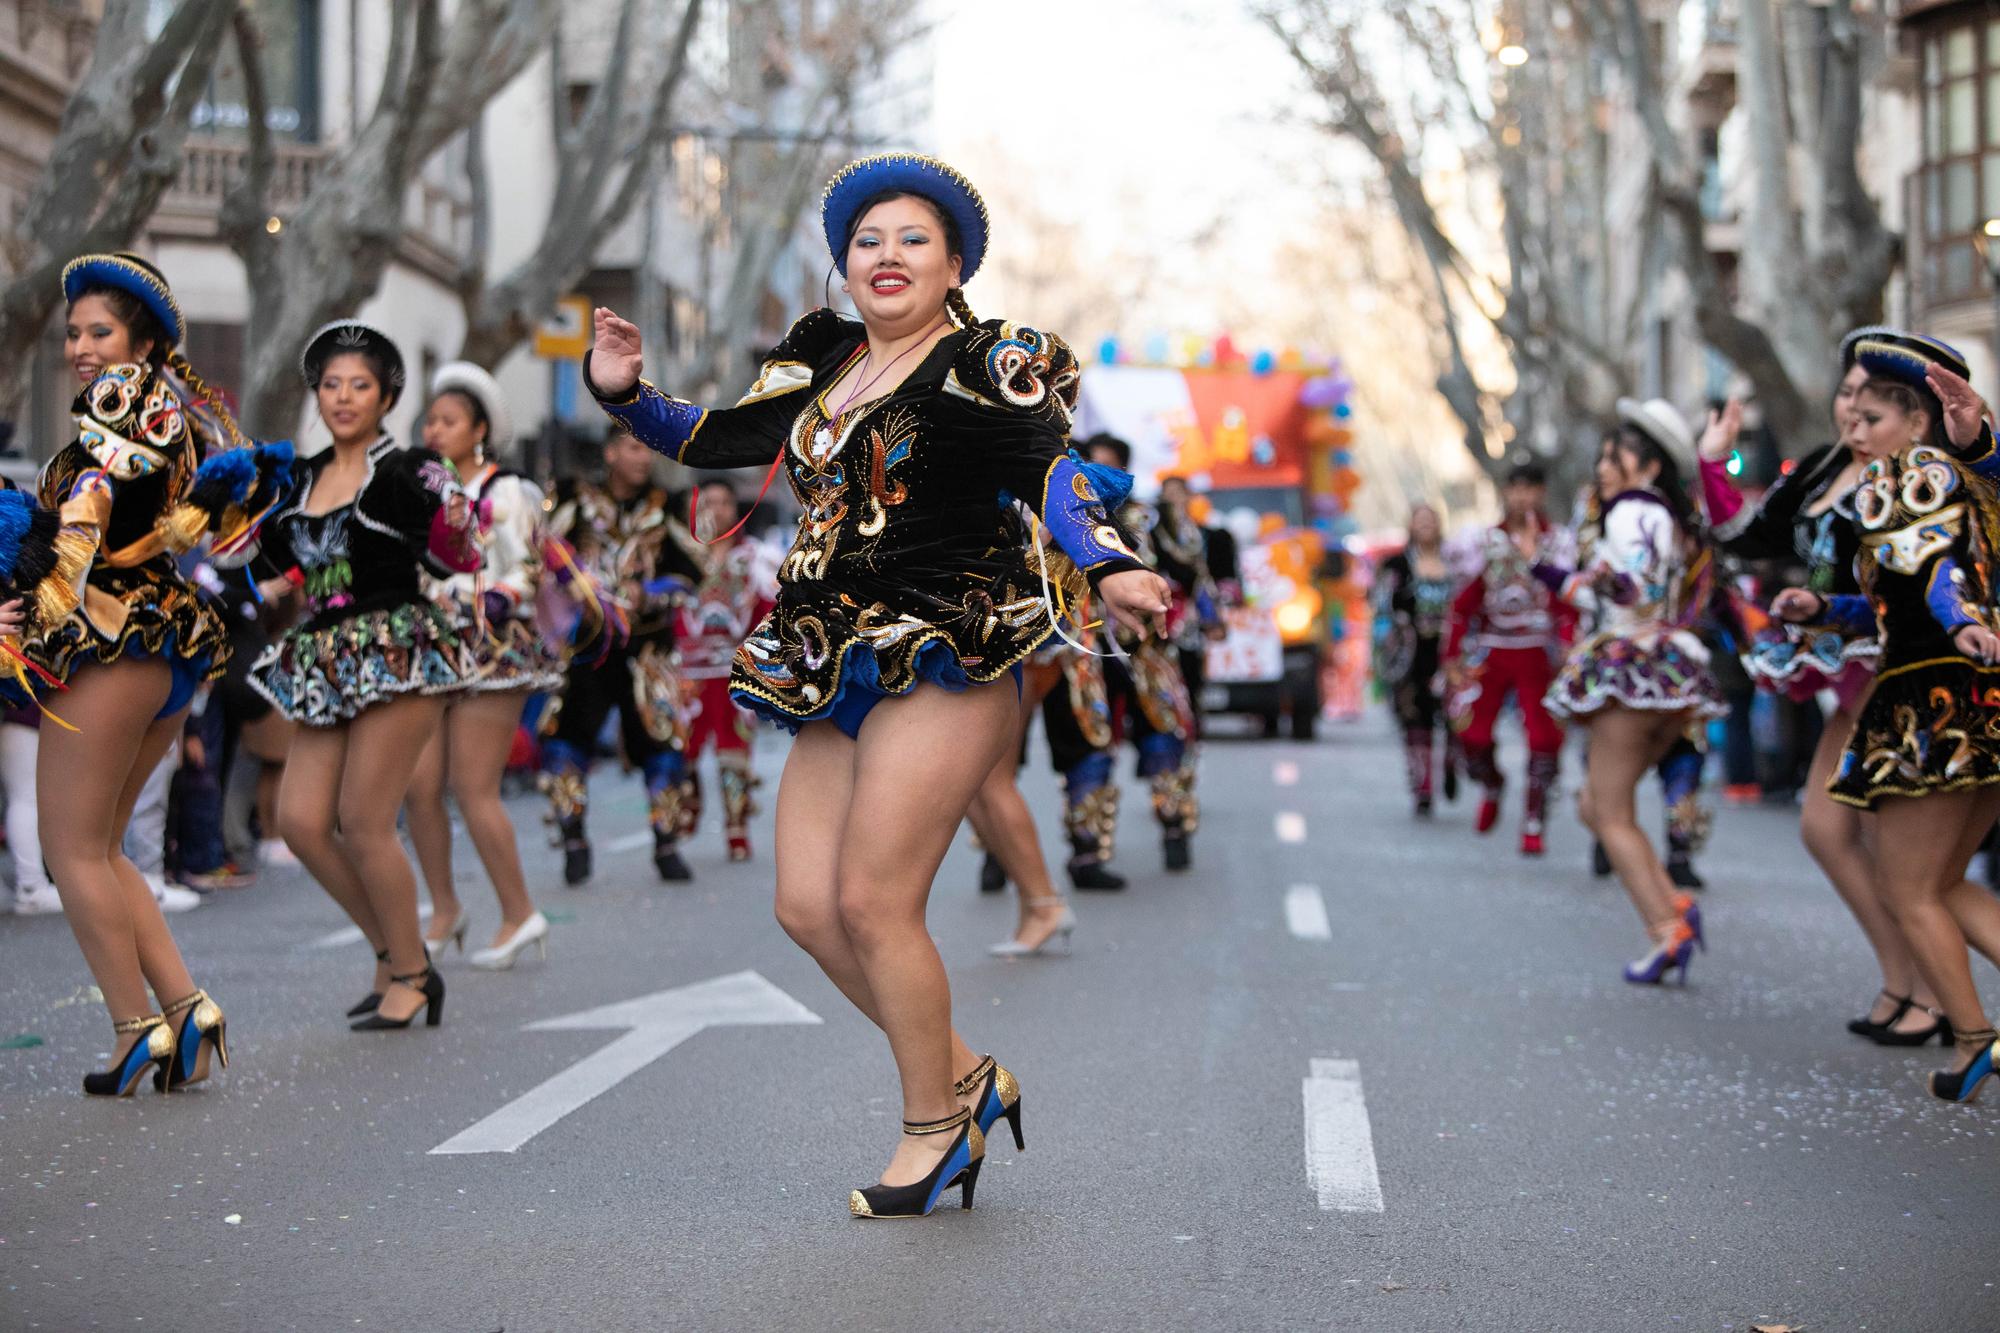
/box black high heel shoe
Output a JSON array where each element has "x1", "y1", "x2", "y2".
[
  {"x1": 82, "y1": 1014, "x2": 175, "y2": 1097},
  {"x1": 1873, "y1": 1004, "x2": 1954, "y2": 1048},
  {"x1": 1927, "y1": 1028, "x2": 1999, "y2": 1103},
  {"x1": 347, "y1": 949, "x2": 390, "y2": 1018},
  {"x1": 848, "y1": 1107, "x2": 984, "y2": 1219},
  {"x1": 155, "y1": 989, "x2": 229, "y2": 1091},
  {"x1": 955, "y1": 1054, "x2": 1024, "y2": 1151},
  {"x1": 349, "y1": 967, "x2": 444, "y2": 1031},
  {"x1": 1847, "y1": 990, "x2": 1910, "y2": 1039}
]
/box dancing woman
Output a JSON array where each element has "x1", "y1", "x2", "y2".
[
  {"x1": 585, "y1": 153, "x2": 1169, "y2": 1216},
  {"x1": 1775, "y1": 336, "x2": 2000, "y2": 1101},
  {"x1": 1698, "y1": 328, "x2": 1944, "y2": 1043},
  {"x1": 1547, "y1": 400, "x2": 1725, "y2": 983},
  {"x1": 403, "y1": 363, "x2": 559, "y2": 970},
  {"x1": 21, "y1": 254, "x2": 278, "y2": 1093},
  {"x1": 246, "y1": 322, "x2": 480, "y2": 1031},
  {"x1": 1374, "y1": 503, "x2": 1455, "y2": 815}
]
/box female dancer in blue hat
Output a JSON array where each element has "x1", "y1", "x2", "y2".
[
  {"x1": 1697, "y1": 331, "x2": 1948, "y2": 1045},
  {"x1": 586, "y1": 153, "x2": 1170, "y2": 1217},
  {"x1": 1774, "y1": 335, "x2": 2000, "y2": 1102},
  {"x1": 15, "y1": 254, "x2": 286, "y2": 1094}
]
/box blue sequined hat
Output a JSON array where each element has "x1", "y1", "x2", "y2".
[
  {"x1": 300, "y1": 319, "x2": 407, "y2": 406},
  {"x1": 1853, "y1": 332, "x2": 1971, "y2": 388},
  {"x1": 1837, "y1": 324, "x2": 1897, "y2": 371},
  {"x1": 61, "y1": 252, "x2": 185, "y2": 348},
  {"x1": 821, "y1": 153, "x2": 989, "y2": 282}
]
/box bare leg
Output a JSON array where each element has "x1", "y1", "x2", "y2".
[
  {"x1": 338, "y1": 695, "x2": 448, "y2": 1022},
  {"x1": 839, "y1": 680, "x2": 1020, "y2": 1187},
  {"x1": 1580, "y1": 709, "x2": 1687, "y2": 944},
  {"x1": 1874, "y1": 788, "x2": 1996, "y2": 1067},
  {"x1": 772, "y1": 724, "x2": 980, "y2": 1081},
  {"x1": 445, "y1": 689, "x2": 540, "y2": 941},
  {"x1": 402, "y1": 727, "x2": 461, "y2": 946},
  {"x1": 965, "y1": 749, "x2": 1069, "y2": 948},
  {"x1": 278, "y1": 724, "x2": 388, "y2": 996},
  {"x1": 1801, "y1": 710, "x2": 1931, "y2": 1023},
  {"x1": 38, "y1": 661, "x2": 194, "y2": 1056}
]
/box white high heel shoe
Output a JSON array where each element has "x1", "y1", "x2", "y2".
[
  {"x1": 989, "y1": 897, "x2": 1076, "y2": 958},
  {"x1": 425, "y1": 906, "x2": 470, "y2": 955},
  {"x1": 469, "y1": 911, "x2": 550, "y2": 970}
]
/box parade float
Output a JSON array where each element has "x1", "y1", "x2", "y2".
[{"x1": 1075, "y1": 334, "x2": 1367, "y2": 739}]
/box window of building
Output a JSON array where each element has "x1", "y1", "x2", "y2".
[
  {"x1": 1917, "y1": 15, "x2": 2000, "y2": 303},
  {"x1": 159, "y1": 0, "x2": 321, "y2": 143}
]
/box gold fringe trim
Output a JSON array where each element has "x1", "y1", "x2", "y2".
[
  {"x1": 156, "y1": 503, "x2": 210, "y2": 554},
  {"x1": 34, "y1": 526, "x2": 98, "y2": 624}
]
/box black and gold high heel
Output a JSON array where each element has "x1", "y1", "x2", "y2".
[
  {"x1": 1928, "y1": 1027, "x2": 1999, "y2": 1103},
  {"x1": 955, "y1": 1054, "x2": 1024, "y2": 1151},
  {"x1": 82, "y1": 1014, "x2": 175, "y2": 1097},
  {"x1": 848, "y1": 1106, "x2": 984, "y2": 1219},
  {"x1": 349, "y1": 966, "x2": 444, "y2": 1031},
  {"x1": 346, "y1": 949, "x2": 390, "y2": 1018},
  {"x1": 155, "y1": 989, "x2": 228, "y2": 1092}
]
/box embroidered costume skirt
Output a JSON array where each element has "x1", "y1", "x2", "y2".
[
  {"x1": 438, "y1": 607, "x2": 563, "y2": 695},
  {"x1": 1545, "y1": 628, "x2": 1727, "y2": 723},
  {"x1": 1743, "y1": 623, "x2": 1878, "y2": 708},
  {"x1": 25, "y1": 567, "x2": 227, "y2": 717},
  {"x1": 1828, "y1": 655, "x2": 2000, "y2": 809},
  {"x1": 249, "y1": 600, "x2": 473, "y2": 727}
]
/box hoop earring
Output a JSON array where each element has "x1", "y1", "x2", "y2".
[{"x1": 822, "y1": 262, "x2": 839, "y2": 309}]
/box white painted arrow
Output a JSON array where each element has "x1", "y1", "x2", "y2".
[{"x1": 430, "y1": 970, "x2": 822, "y2": 1155}]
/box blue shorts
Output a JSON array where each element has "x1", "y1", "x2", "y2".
[{"x1": 824, "y1": 663, "x2": 1023, "y2": 740}]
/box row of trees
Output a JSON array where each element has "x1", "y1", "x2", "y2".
[
  {"x1": 0, "y1": 0, "x2": 916, "y2": 438},
  {"x1": 1258, "y1": 0, "x2": 1898, "y2": 482}
]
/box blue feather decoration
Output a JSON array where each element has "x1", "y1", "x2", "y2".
[
  {"x1": 1074, "y1": 454, "x2": 1135, "y2": 510},
  {"x1": 190, "y1": 445, "x2": 260, "y2": 505},
  {"x1": 0, "y1": 490, "x2": 30, "y2": 576}
]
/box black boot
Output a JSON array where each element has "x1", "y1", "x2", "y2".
[
  {"x1": 561, "y1": 819, "x2": 592, "y2": 887},
  {"x1": 1163, "y1": 833, "x2": 1192, "y2": 872},
  {"x1": 654, "y1": 833, "x2": 693, "y2": 883},
  {"x1": 1667, "y1": 855, "x2": 1706, "y2": 891},
  {"x1": 978, "y1": 851, "x2": 1007, "y2": 894},
  {"x1": 1068, "y1": 860, "x2": 1127, "y2": 891},
  {"x1": 1590, "y1": 840, "x2": 1611, "y2": 878}
]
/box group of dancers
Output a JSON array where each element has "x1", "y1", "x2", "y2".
[
  {"x1": 7, "y1": 151, "x2": 1195, "y2": 1221},
  {"x1": 1377, "y1": 326, "x2": 2000, "y2": 1104}
]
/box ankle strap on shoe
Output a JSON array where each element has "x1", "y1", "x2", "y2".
[
  {"x1": 388, "y1": 968, "x2": 434, "y2": 988},
  {"x1": 1952, "y1": 1026, "x2": 1998, "y2": 1049},
  {"x1": 160, "y1": 989, "x2": 208, "y2": 1019},
  {"x1": 111, "y1": 1013, "x2": 163, "y2": 1034},
  {"x1": 953, "y1": 1056, "x2": 996, "y2": 1100},
  {"x1": 901, "y1": 1106, "x2": 971, "y2": 1136}
]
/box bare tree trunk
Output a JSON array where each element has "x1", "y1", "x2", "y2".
[
  {"x1": 0, "y1": 0, "x2": 236, "y2": 415},
  {"x1": 225, "y1": 0, "x2": 558, "y2": 435}
]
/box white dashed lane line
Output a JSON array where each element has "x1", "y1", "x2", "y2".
[
  {"x1": 1303, "y1": 1058, "x2": 1385, "y2": 1212},
  {"x1": 1285, "y1": 884, "x2": 1332, "y2": 940}
]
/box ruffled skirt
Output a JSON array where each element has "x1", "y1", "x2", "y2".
[
  {"x1": 22, "y1": 570, "x2": 227, "y2": 716},
  {"x1": 250, "y1": 600, "x2": 473, "y2": 728},
  {"x1": 1743, "y1": 623, "x2": 1878, "y2": 706},
  {"x1": 440, "y1": 608, "x2": 563, "y2": 694},
  {"x1": 1545, "y1": 629, "x2": 1727, "y2": 722},
  {"x1": 1828, "y1": 655, "x2": 2000, "y2": 809}
]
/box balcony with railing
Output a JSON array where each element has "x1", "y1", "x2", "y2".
[
  {"x1": 155, "y1": 136, "x2": 474, "y2": 283},
  {"x1": 1686, "y1": 0, "x2": 1738, "y2": 110}
]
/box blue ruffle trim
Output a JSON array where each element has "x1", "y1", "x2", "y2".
[{"x1": 732, "y1": 638, "x2": 980, "y2": 737}]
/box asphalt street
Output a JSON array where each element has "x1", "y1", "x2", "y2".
[{"x1": 2, "y1": 718, "x2": 1997, "y2": 1332}]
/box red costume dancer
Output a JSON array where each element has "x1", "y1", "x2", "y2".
[
  {"x1": 676, "y1": 478, "x2": 778, "y2": 861},
  {"x1": 1445, "y1": 462, "x2": 1572, "y2": 855}
]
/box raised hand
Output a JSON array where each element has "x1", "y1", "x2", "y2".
[
  {"x1": 1925, "y1": 363, "x2": 1989, "y2": 448},
  {"x1": 1096, "y1": 568, "x2": 1174, "y2": 638},
  {"x1": 1956, "y1": 623, "x2": 2000, "y2": 665},
  {"x1": 0, "y1": 597, "x2": 21, "y2": 637},
  {"x1": 1697, "y1": 398, "x2": 1744, "y2": 463},
  {"x1": 591, "y1": 307, "x2": 644, "y2": 397}
]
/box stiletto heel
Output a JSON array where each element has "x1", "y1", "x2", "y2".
[
  {"x1": 155, "y1": 990, "x2": 228, "y2": 1091},
  {"x1": 82, "y1": 1015, "x2": 174, "y2": 1097},
  {"x1": 989, "y1": 897, "x2": 1076, "y2": 957},
  {"x1": 1927, "y1": 1028, "x2": 1999, "y2": 1103},
  {"x1": 954, "y1": 1054, "x2": 1024, "y2": 1150},
  {"x1": 1624, "y1": 923, "x2": 1697, "y2": 986},
  {"x1": 849, "y1": 1106, "x2": 983, "y2": 1219},
  {"x1": 427, "y1": 908, "x2": 469, "y2": 955},
  {"x1": 468, "y1": 911, "x2": 549, "y2": 971},
  {"x1": 347, "y1": 949, "x2": 390, "y2": 1018},
  {"x1": 349, "y1": 967, "x2": 444, "y2": 1031},
  {"x1": 958, "y1": 1155, "x2": 983, "y2": 1210}
]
